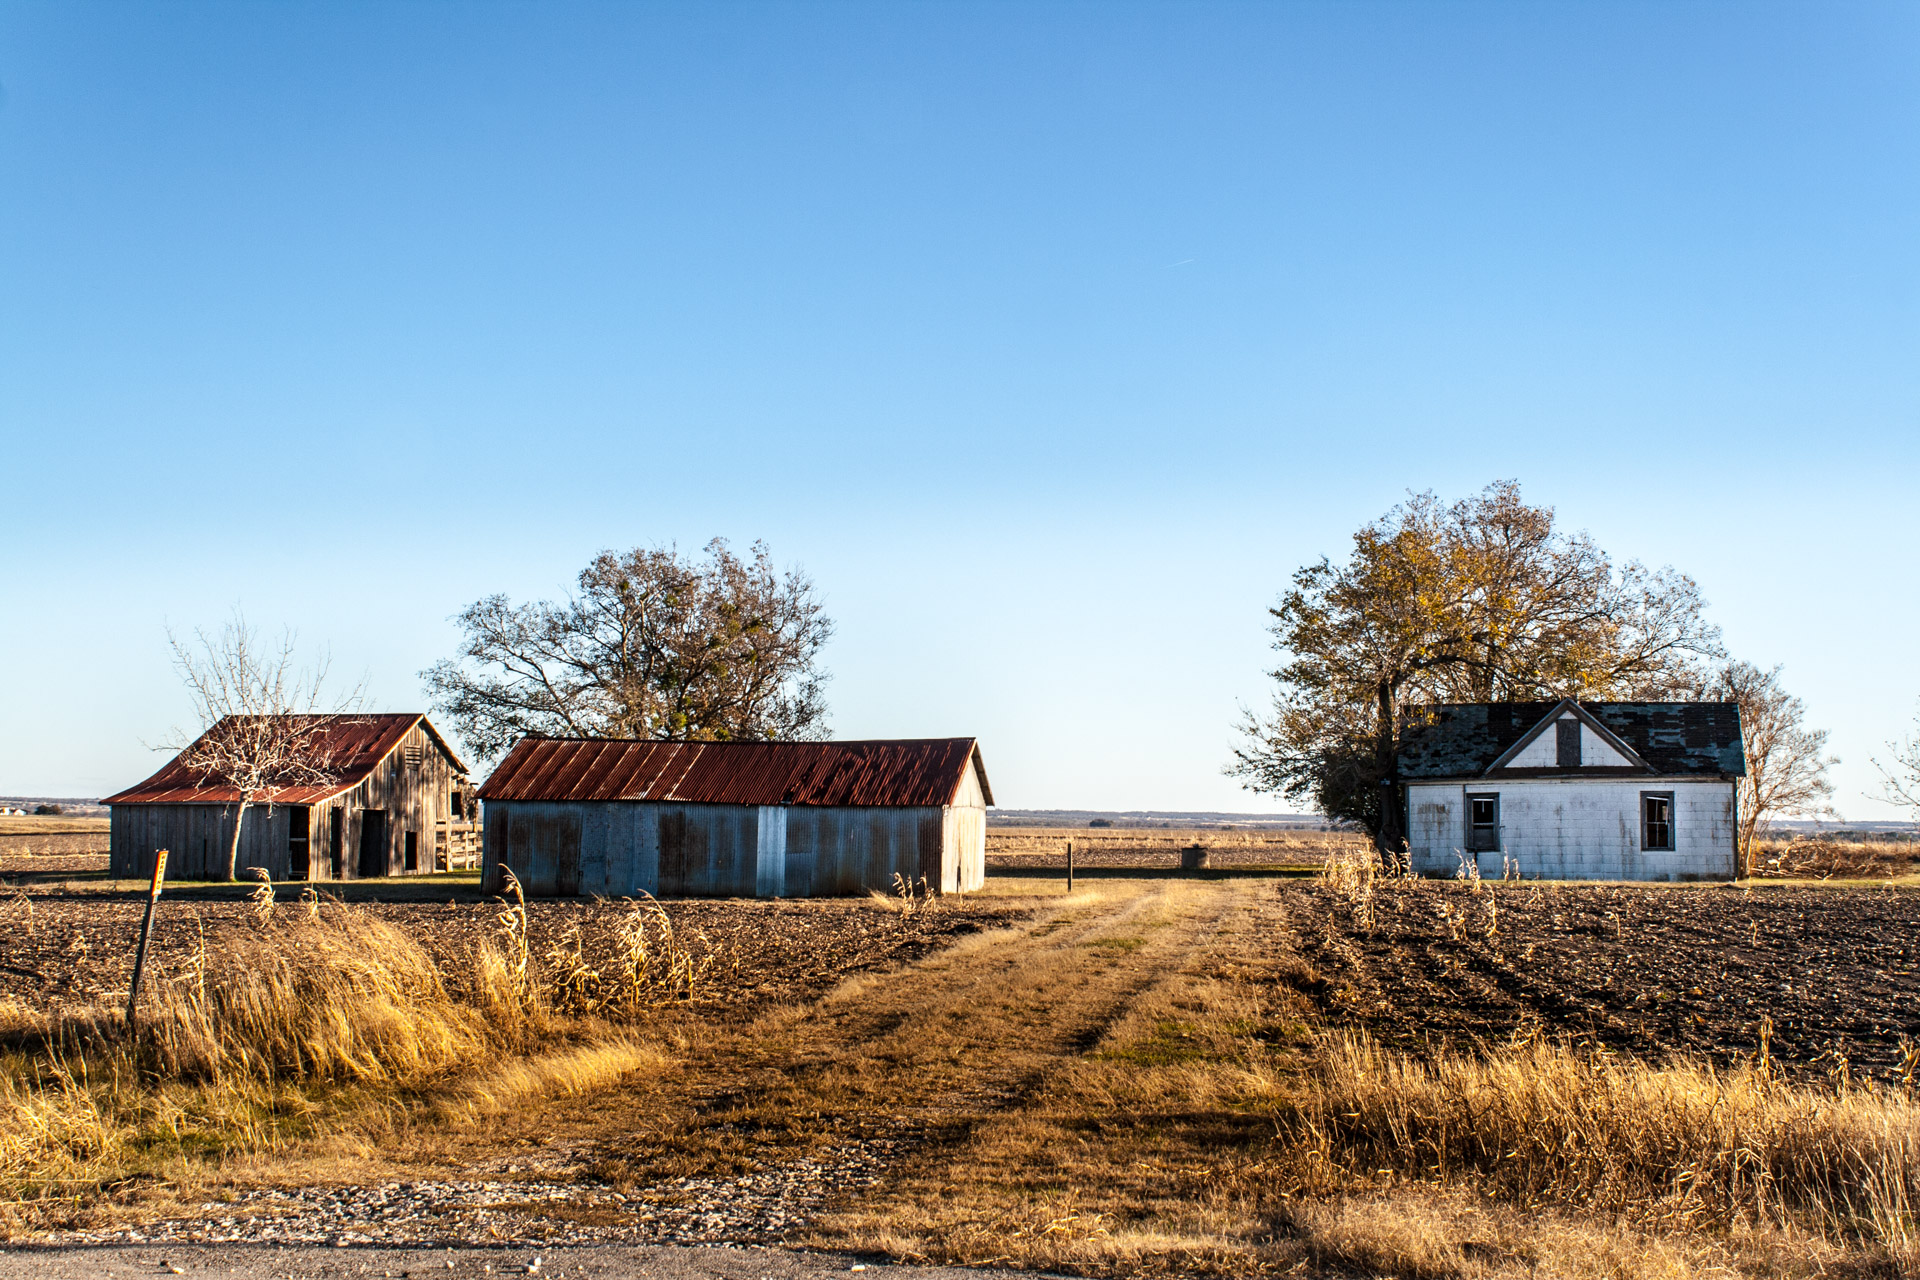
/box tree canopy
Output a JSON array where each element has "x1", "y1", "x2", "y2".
[
  {"x1": 1229, "y1": 482, "x2": 1724, "y2": 844},
  {"x1": 423, "y1": 539, "x2": 832, "y2": 763}
]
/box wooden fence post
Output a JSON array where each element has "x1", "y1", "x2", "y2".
[
  {"x1": 126, "y1": 848, "x2": 168, "y2": 1035},
  {"x1": 1066, "y1": 840, "x2": 1074, "y2": 894}
]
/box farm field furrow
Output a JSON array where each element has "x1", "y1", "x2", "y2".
[{"x1": 1290, "y1": 878, "x2": 1920, "y2": 1080}]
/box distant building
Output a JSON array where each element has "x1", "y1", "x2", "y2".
[
  {"x1": 477, "y1": 737, "x2": 993, "y2": 897},
  {"x1": 104, "y1": 714, "x2": 474, "y2": 881},
  {"x1": 1397, "y1": 700, "x2": 1746, "y2": 881}
]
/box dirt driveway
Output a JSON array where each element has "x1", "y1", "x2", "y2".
[{"x1": 45, "y1": 877, "x2": 1266, "y2": 1256}]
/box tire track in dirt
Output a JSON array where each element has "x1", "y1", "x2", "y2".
[
  {"x1": 577, "y1": 878, "x2": 1242, "y2": 1182},
  {"x1": 88, "y1": 880, "x2": 1248, "y2": 1247}
]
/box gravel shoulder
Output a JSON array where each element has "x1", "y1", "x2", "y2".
[{"x1": 0, "y1": 1241, "x2": 1020, "y2": 1278}]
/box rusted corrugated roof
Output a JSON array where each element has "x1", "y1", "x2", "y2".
[
  {"x1": 103, "y1": 714, "x2": 467, "y2": 806},
  {"x1": 477, "y1": 738, "x2": 994, "y2": 808}
]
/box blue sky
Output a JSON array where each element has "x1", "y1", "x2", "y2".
[{"x1": 2, "y1": 2, "x2": 1916, "y2": 816}]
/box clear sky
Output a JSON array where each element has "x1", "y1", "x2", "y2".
[{"x1": 2, "y1": 3, "x2": 1916, "y2": 817}]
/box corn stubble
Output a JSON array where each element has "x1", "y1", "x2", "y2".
[{"x1": 0, "y1": 873, "x2": 702, "y2": 1230}]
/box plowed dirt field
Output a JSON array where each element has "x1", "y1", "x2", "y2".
[{"x1": 1287, "y1": 878, "x2": 1920, "y2": 1082}]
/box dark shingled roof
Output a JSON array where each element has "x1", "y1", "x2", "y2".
[
  {"x1": 477, "y1": 738, "x2": 993, "y2": 808},
  {"x1": 1397, "y1": 702, "x2": 1745, "y2": 779}
]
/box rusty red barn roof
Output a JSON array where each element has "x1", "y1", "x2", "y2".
[
  {"x1": 102, "y1": 714, "x2": 466, "y2": 806},
  {"x1": 477, "y1": 738, "x2": 993, "y2": 808}
]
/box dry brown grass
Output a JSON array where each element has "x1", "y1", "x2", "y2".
[
  {"x1": 1291, "y1": 1033, "x2": 1919, "y2": 1249},
  {"x1": 1751, "y1": 837, "x2": 1918, "y2": 880},
  {"x1": 811, "y1": 879, "x2": 1920, "y2": 1278},
  {"x1": 0, "y1": 816, "x2": 108, "y2": 838},
  {"x1": 0, "y1": 885, "x2": 689, "y2": 1232}
]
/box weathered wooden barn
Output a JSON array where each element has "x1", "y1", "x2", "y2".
[
  {"x1": 1398, "y1": 700, "x2": 1746, "y2": 881},
  {"x1": 477, "y1": 737, "x2": 993, "y2": 898},
  {"x1": 105, "y1": 714, "x2": 475, "y2": 881}
]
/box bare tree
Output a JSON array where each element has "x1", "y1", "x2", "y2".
[
  {"x1": 1230, "y1": 482, "x2": 1724, "y2": 852},
  {"x1": 164, "y1": 616, "x2": 364, "y2": 881},
  {"x1": 1875, "y1": 702, "x2": 1920, "y2": 819},
  {"x1": 423, "y1": 539, "x2": 833, "y2": 764},
  {"x1": 1698, "y1": 661, "x2": 1836, "y2": 874}
]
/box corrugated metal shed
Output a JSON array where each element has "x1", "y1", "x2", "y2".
[
  {"x1": 478, "y1": 737, "x2": 993, "y2": 808},
  {"x1": 102, "y1": 714, "x2": 468, "y2": 805},
  {"x1": 1398, "y1": 701, "x2": 1745, "y2": 779}
]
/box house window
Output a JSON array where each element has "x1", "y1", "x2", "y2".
[
  {"x1": 1467, "y1": 794, "x2": 1500, "y2": 852},
  {"x1": 404, "y1": 830, "x2": 418, "y2": 872},
  {"x1": 1556, "y1": 719, "x2": 1582, "y2": 768},
  {"x1": 1642, "y1": 792, "x2": 1674, "y2": 851}
]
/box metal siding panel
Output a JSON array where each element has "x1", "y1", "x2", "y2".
[
  {"x1": 941, "y1": 808, "x2": 960, "y2": 893},
  {"x1": 506, "y1": 806, "x2": 545, "y2": 895},
  {"x1": 553, "y1": 807, "x2": 583, "y2": 895},
  {"x1": 657, "y1": 806, "x2": 698, "y2": 896},
  {"x1": 783, "y1": 809, "x2": 815, "y2": 897},
  {"x1": 962, "y1": 805, "x2": 986, "y2": 890},
  {"x1": 708, "y1": 806, "x2": 756, "y2": 896},
  {"x1": 581, "y1": 803, "x2": 611, "y2": 895},
  {"x1": 755, "y1": 806, "x2": 786, "y2": 897},
  {"x1": 630, "y1": 803, "x2": 659, "y2": 896},
  {"x1": 916, "y1": 809, "x2": 942, "y2": 889},
  {"x1": 483, "y1": 802, "x2": 507, "y2": 890}
]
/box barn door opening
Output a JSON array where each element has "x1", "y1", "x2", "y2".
[
  {"x1": 328, "y1": 807, "x2": 344, "y2": 878},
  {"x1": 288, "y1": 806, "x2": 311, "y2": 880},
  {"x1": 358, "y1": 810, "x2": 388, "y2": 879}
]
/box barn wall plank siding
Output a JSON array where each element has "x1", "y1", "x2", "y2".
[
  {"x1": 479, "y1": 738, "x2": 992, "y2": 899},
  {"x1": 105, "y1": 714, "x2": 470, "y2": 882}
]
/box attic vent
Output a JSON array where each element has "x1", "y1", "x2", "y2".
[
  {"x1": 404, "y1": 745, "x2": 424, "y2": 769},
  {"x1": 1556, "y1": 719, "x2": 1581, "y2": 769}
]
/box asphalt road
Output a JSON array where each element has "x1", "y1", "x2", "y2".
[{"x1": 0, "y1": 1243, "x2": 1026, "y2": 1279}]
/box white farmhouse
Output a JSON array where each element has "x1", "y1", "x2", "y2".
[{"x1": 1397, "y1": 699, "x2": 1745, "y2": 882}]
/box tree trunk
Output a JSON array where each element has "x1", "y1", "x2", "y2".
[
  {"x1": 1375, "y1": 676, "x2": 1400, "y2": 861},
  {"x1": 224, "y1": 799, "x2": 250, "y2": 882},
  {"x1": 1738, "y1": 780, "x2": 1760, "y2": 879}
]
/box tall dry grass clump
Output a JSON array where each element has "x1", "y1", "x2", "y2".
[
  {"x1": 136, "y1": 911, "x2": 492, "y2": 1085},
  {"x1": 1284, "y1": 1031, "x2": 1920, "y2": 1255},
  {"x1": 0, "y1": 903, "x2": 509, "y2": 1213},
  {"x1": 478, "y1": 873, "x2": 713, "y2": 1028},
  {"x1": 0, "y1": 886, "x2": 693, "y2": 1224},
  {"x1": 1320, "y1": 841, "x2": 1383, "y2": 931}
]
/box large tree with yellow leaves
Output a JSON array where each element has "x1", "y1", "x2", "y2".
[{"x1": 1230, "y1": 482, "x2": 1723, "y2": 851}]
